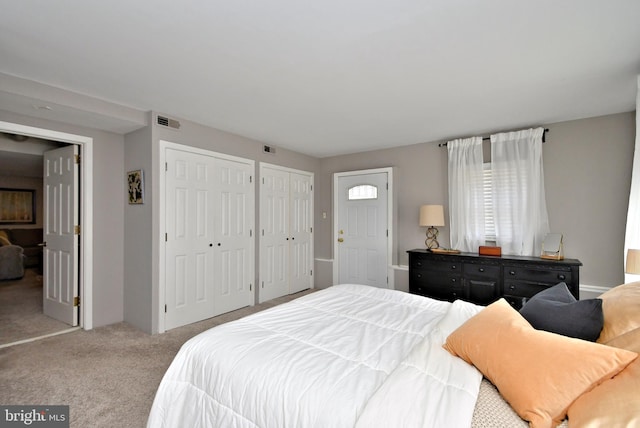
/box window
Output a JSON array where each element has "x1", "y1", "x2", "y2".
[
  {"x1": 483, "y1": 163, "x2": 496, "y2": 241},
  {"x1": 348, "y1": 184, "x2": 377, "y2": 200}
]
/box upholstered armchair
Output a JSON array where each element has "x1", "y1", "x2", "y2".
[{"x1": 0, "y1": 245, "x2": 25, "y2": 280}]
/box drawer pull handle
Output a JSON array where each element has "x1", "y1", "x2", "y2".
[
  {"x1": 509, "y1": 271, "x2": 516, "y2": 276},
  {"x1": 451, "y1": 278, "x2": 457, "y2": 283},
  {"x1": 417, "y1": 273, "x2": 422, "y2": 278},
  {"x1": 451, "y1": 265, "x2": 457, "y2": 270},
  {"x1": 509, "y1": 285, "x2": 516, "y2": 290},
  {"x1": 478, "y1": 268, "x2": 485, "y2": 272},
  {"x1": 558, "y1": 274, "x2": 566, "y2": 280},
  {"x1": 416, "y1": 262, "x2": 422, "y2": 267}
]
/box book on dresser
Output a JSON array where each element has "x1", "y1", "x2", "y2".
[{"x1": 407, "y1": 249, "x2": 582, "y2": 309}]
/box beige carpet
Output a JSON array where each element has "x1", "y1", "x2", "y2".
[
  {"x1": 0, "y1": 289, "x2": 315, "y2": 428},
  {"x1": 0, "y1": 268, "x2": 70, "y2": 345}
]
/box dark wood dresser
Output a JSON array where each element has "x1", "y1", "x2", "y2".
[{"x1": 407, "y1": 249, "x2": 582, "y2": 309}]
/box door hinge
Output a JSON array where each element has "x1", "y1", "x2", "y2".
[
  {"x1": 387, "y1": 276, "x2": 389, "y2": 284},
  {"x1": 75, "y1": 154, "x2": 81, "y2": 164},
  {"x1": 310, "y1": 227, "x2": 313, "y2": 233},
  {"x1": 386, "y1": 229, "x2": 388, "y2": 237},
  {"x1": 73, "y1": 296, "x2": 80, "y2": 307},
  {"x1": 165, "y1": 162, "x2": 168, "y2": 172},
  {"x1": 386, "y1": 182, "x2": 388, "y2": 190},
  {"x1": 311, "y1": 184, "x2": 313, "y2": 191},
  {"x1": 262, "y1": 281, "x2": 264, "y2": 288},
  {"x1": 250, "y1": 283, "x2": 252, "y2": 291},
  {"x1": 74, "y1": 225, "x2": 81, "y2": 235},
  {"x1": 165, "y1": 233, "x2": 168, "y2": 242},
  {"x1": 262, "y1": 177, "x2": 265, "y2": 184},
  {"x1": 262, "y1": 229, "x2": 265, "y2": 236},
  {"x1": 165, "y1": 304, "x2": 167, "y2": 313},
  {"x1": 310, "y1": 269, "x2": 313, "y2": 276},
  {"x1": 250, "y1": 229, "x2": 252, "y2": 237},
  {"x1": 250, "y1": 176, "x2": 252, "y2": 183}
]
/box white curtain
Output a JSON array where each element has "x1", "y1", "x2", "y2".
[
  {"x1": 448, "y1": 136, "x2": 484, "y2": 252},
  {"x1": 491, "y1": 127, "x2": 549, "y2": 256},
  {"x1": 624, "y1": 75, "x2": 640, "y2": 280}
]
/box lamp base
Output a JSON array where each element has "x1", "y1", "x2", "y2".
[{"x1": 425, "y1": 227, "x2": 439, "y2": 249}]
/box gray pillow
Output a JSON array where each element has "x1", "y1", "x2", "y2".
[{"x1": 519, "y1": 282, "x2": 603, "y2": 341}]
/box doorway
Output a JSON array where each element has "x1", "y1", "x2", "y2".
[
  {"x1": 0, "y1": 120, "x2": 93, "y2": 346},
  {"x1": 333, "y1": 167, "x2": 394, "y2": 288}
]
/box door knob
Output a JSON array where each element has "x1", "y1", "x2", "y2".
[{"x1": 337, "y1": 237, "x2": 344, "y2": 243}]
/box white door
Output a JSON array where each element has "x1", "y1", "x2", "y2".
[
  {"x1": 165, "y1": 148, "x2": 216, "y2": 330},
  {"x1": 259, "y1": 167, "x2": 290, "y2": 302},
  {"x1": 289, "y1": 172, "x2": 313, "y2": 293},
  {"x1": 43, "y1": 145, "x2": 79, "y2": 325},
  {"x1": 335, "y1": 172, "x2": 388, "y2": 287},
  {"x1": 212, "y1": 157, "x2": 254, "y2": 316}
]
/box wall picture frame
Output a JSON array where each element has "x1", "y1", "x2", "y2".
[
  {"x1": 0, "y1": 188, "x2": 36, "y2": 224},
  {"x1": 127, "y1": 170, "x2": 144, "y2": 204}
]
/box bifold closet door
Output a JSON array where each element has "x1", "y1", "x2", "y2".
[
  {"x1": 165, "y1": 148, "x2": 217, "y2": 330},
  {"x1": 259, "y1": 168, "x2": 290, "y2": 302},
  {"x1": 212, "y1": 157, "x2": 254, "y2": 316},
  {"x1": 165, "y1": 147, "x2": 254, "y2": 330},
  {"x1": 259, "y1": 165, "x2": 313, "y2": 303},
  {"x1": 289, "y1": 172, "x2": 313, "y2": 294}
]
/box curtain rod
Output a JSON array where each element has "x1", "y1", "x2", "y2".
[{"x1": 437, "y1": 128, "x2": 549, "y2": 147}]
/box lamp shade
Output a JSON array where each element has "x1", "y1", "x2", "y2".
[
  {"x1": 419, "y1": 205, "x2": 445, "y2": 227},
  {"x1": 626, "y1": 249, "x2": 640, "y2": 274}
]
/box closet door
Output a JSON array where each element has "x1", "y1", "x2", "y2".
[
  {"x1": 259, "y1": 167, "x2": 290, "y2": 302},
  {"x1": 163, "y1": 143, "x2": 255, "y2": 331},
  {"x1": 212, "y1": 157, "x2": 254, "y2": 316},
  {"x1": 289, "y1": 172, "x2": 313, "y2": 293},
  {"x1": 259, "y1": 164, "x2": 313, "y2": 303},
  {"x1": 165, "y1": 148, "x2": 216, "y2": 330}
]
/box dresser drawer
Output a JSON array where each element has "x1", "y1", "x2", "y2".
[
  {"x1": 464, "y1": 263, "x2": 500, "y2": 280},
  {"x1": 410, "y1": 254, "x2": 461, "y2": 273},
  {"x1": 503, "y1": 265, "x2": 571, "y2": 285}
]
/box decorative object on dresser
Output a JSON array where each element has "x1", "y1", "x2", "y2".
[
  {"x1": 419, "y1": 204, "x2": 445, "y2": 249},
  {"x1": 407, "y1": 249, "x2": 582, "y2": 309},
  {"x1": 540, "y1": 233, "x2": 564, "y2": 260}
]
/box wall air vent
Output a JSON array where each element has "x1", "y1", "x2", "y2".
[
  {"x1": 156, "y1": 115, "x2": 181, "y2": 130},
  {"x1": 263, "y1": 145, "x2": 276, "y2": 155}
]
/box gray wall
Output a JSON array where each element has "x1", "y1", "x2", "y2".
[
  {"x1": 317, "y1": 111, "x2": 636, "y2": 290},
  {"x1": 0, "y1": 109, "x2": 125, "y2": 327}
]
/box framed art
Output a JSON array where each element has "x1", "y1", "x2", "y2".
[
  {"x1": 0, "y1": 188, "x2": 36, "y2": 224},
  {"x1": 127, "y1": 170, "x2": 144, "y2": 204}
]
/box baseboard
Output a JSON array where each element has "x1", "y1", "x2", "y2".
[{"x1": 579, "y1": 284, "x2": 610, "y2": 298}]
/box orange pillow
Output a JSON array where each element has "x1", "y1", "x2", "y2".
[
  {"x1": 597, "y1": 282, "x2": 640, "y2": 343},
  {"x1": 443, "y1": 299, "x2": 637, "y2": 428},
  {"x1": 0, "y1": 230, "x2": 11, "y2": 246},
  {"x1": 567, "y1": 327, "x2": 640, "y2": 427}
]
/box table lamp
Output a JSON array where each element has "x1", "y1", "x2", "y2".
[{"x1": 419, "y1": 205, "x2": 445, "y2": 249}]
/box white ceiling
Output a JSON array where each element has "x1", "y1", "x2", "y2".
[{"x1": 0, "y1": 1, "x2": 638, "y2": 158}]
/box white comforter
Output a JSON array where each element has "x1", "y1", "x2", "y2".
[{"x1": 147, "y1": 284, "x2": 484, "y2": 428}]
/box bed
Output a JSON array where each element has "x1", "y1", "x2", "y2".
[{"x1": 148, "y1": 283, "x2": 640, "y2": 428}]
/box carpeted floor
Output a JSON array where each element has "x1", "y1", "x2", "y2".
[
  {"x1": 0, "y1": 289, "x2": 315, "y2": 428},
  {"x1": 0, "y1": 268, "x2": 70, "y2": 345}
]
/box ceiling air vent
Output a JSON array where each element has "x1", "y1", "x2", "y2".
[
  {"x1": 263, "y1": 145, "x2": 276, "y2": 154},
  {"x1": 156, "y1": 115, "x2": 181, "y2": 130}
]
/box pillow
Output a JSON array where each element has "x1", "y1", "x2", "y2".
[
  {"x1": 443, "y1": 299, "x2": 637, "y2": 428},
  {"x1": 519, "y1": 282, "x2": 603, "y2": 341},
  {"x1": 567, "y1": 327, "x2": 640, "y2": 427},
  {"x1": 0, "y1": 230, "x2": 11, "y2": 246},
  {"x1": 597, "y1": 282, "x2": 640, "y2": 343}
]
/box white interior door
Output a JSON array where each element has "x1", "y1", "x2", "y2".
[
  {"x1": 43, "y1": 145, "x2": 79, "y2": 325},
  {"x1": 164, "y1": 148, "x2": 216, "y2": 330},
  {"x1": 336, "y1": 172, "x2": 388, "y2": 287},
  {"x1": 289, "y1": 172, "x2": 313, "y2": 293},
  {"x1": 212, "y1": 158, "x2": 254, "y2": 315},
  {"x1": 259, "y1": 167, "x2": 290, "y2": 302}
]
